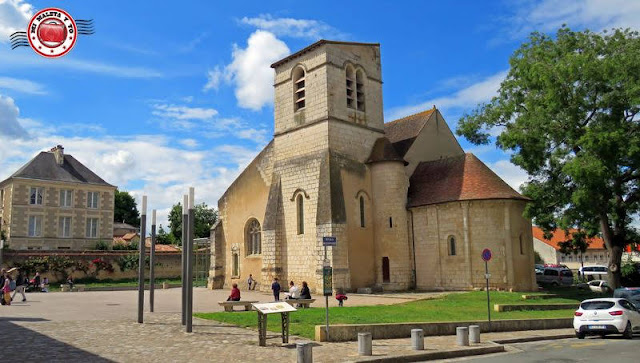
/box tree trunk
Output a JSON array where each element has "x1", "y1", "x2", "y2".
[{"x1": 608, "y1": 244, "x2": 623, "y2": 289}]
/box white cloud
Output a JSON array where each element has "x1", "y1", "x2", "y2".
[
  {"x1": 240, "y1": 14, "x2": 344, "y2": 39},
  {"x1": 0, "y1": 0, "x2": 32, "y2": 42},
  {"x1": 207, "y1": 30, "x2": 289, "y2": 110},
  {"x1": 152, "y1": 104, "x2": 218, "y2": 120},
  {"x1": 506, "y1": 0, "x2": 640, "y2": 39},
  {"x1": 179, "y1": 138, "x2": 199, "y2": 148},
  {"x1": 0, "y1": 76, "x2": 46, "y2": 95},
  {"x1": 386, "y1": 70, "x2": 508, "y2": 121},
  {"x1": 487, "y1": 159, "x2": 529, "y2": 192},
  {"x1": 0, "y1": 94, "x2": 27, "y2": 138}
]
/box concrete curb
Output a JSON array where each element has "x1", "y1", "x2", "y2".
[
  {"x1": 491, "y1": 334, "x2": 574, "y2": 344},
  {"x1": 354, "y1": 345, "x2": 505, "y2": 362}
]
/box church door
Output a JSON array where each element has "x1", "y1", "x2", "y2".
[{"x1": 382, "y1": 257, "x2": 390, "y2": 283}]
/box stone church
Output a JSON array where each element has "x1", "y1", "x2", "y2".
[{"x1": 208, "y1": 40, "x2": 537, "y2": 293}]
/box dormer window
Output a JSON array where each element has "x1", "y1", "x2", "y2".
[{"x1": 293, "y1": 66, "x2": 306, "y2": 112}]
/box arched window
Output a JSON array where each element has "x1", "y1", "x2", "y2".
[
  {"x1": 346, "y1": 66, "x2": 355, "y2": 109},
  {"x1": 359, "y1": 196, "x2": 365, "y2": 228},
  {"x1": 293, "y1": 66, "x2": 306, "y2": 111},
  {"x1": 246, "y1": 219, "x2": 261, "y2": 255},
  {"x1": 355, "y1": 69, "x2": 365, "y2": 111},
  {"x1": 448, "y1": 236, "x2": 456, "y2": 256},
  {"x1": 232, "y1": 252, "x2": 239, "y2": 277},
  {"x1": 297, "y1": 194, "x2": 304, "y2": 234}
]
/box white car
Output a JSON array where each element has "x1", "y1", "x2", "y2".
[
  {"x1": 577, "y1": 280, "x2": 612, "y2": 293},
  {"x1": 573, "y1": 298, "x2": 640, "y2": 339}
]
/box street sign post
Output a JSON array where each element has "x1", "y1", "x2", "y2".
[
  {"x1": 481, "y1": 248, "x2": 492, "y2": 329},
  {"x1": 322, "y1": 236, "x2": 336, "y2": 341}
]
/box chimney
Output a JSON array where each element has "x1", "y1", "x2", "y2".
[{"x1": 50, "y1": 145, "x2": 64, "y2": 165}]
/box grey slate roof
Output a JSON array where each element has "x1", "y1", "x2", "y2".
[{"x1": 6, "y1": 152, "x2": 114, "y2": 186}]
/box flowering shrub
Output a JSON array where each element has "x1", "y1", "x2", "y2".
[{"x1": 91, "y1": 258, "x2": 114, "y2": 274}]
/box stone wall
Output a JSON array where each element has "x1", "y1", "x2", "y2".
[{"x1": 1, "y1": 250, "x2": 181, "y2": 282}]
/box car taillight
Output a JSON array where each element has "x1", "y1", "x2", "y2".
[
  {"x1": 609, "y1": 310, "x2": 624, "y2": 316},
  {"x1": 574, "y1": 311, "x2": 583, "y2": 316}
]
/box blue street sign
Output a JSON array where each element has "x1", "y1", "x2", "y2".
[
  {"x1": 323, "y1": 236, "x2": 337, "y2": 247},
  {"x1": 482, "y1": 248, "x2": 492, "y2": 262}
]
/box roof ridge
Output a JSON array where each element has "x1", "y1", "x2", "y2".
[
  {"x1": 271, "y1": 39, "x2": 380, "y2": 68},
  {"x1": 385, "y1": 107, "x2": 437, "y2": 126}
]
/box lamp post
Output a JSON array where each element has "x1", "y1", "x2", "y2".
[
  {"x1": 137, "y1": 195, "x2": 147, "y2": 324},
  {"x1": 181, "y1": 194, "x2": 188, "y2": 326},
  {"x1": 186, "y1": 187, "x2": 195, "y2": 333}
]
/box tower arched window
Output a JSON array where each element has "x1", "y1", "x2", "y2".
[
  {"x1": 297, "y1": 194, "x2": 304, "y2": 235},
  {"x1": 359, "y1": 196, "x2": 365, "y2": 228},
  {"x1": 355, "y1": 69, "x2": 365, "y2": 111},
  {"x1": 346, "y1": 66, "x2": 355, "y2": 109},
  {"x1": 448, "y1": 236, "x2": 457, "y2": 256},
  {"x1": 232, "y1": 252, "x2": 239, "y2": 277},
  {"x1": 293, "y1": 67, "x2": 306, "y2": 112},
  {"x1": 246, "y1": 219, "x2": 261, "y2": 255}
]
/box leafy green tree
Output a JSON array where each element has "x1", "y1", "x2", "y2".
[
  {"x1": 114, "y1": 190, "x2": 140, "y2": 226},
  {"x1": 156, "y1": 224, "x2": 176, "y2": 245},
  {"x1": 457, "y1": 27, "x2": 640, "y2": 289},
  {"x1": 168, "y1": 202, "x2": 218, "y2": 243}
]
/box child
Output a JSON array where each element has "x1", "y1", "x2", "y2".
[{"x1": 336, "y1": 293, "x2": 348, "y2": 307}]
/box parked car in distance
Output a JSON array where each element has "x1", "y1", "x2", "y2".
[
  {"x1": 535, "y1": 264, "x2": 545, "y2": 275},
  {"x1": 614, "y1": 287, "x2": 640, "y2": 307},
  {"x1": 536, "y1": 267, "x2": 574, "y2": 287},
  {"x1": 577, "y1": 280, "x2": 611, "y2": 293},
  {"x1": 578, "y1": 265, "x2": 608, "y2": 280},
  {"x1": 573, "y1": 298, "x2": 640, "y2": 339}
]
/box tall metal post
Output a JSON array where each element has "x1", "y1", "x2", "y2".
[
  {"x1": 324, "y1": 245, "x2": 329, "y2": 341},
  {"x1": 485, "y1": 260, "x2": 491, "y2": 330},
  {"x1": 137, "y1": 196, "x2": 147, "y2": 324},
  {"x1": 150, "y1": 209, "x2": 156, "y2": 313},
  {"x1": 181, "y1": 194, "x2": 188, "y2": 326},
  {"x1": 186, "y1": 187, "x2": 195, "y2": 333}
]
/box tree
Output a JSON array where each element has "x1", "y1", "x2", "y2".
[
  {"x1": 457, "y1": 27, "x2": 640, "y2": 289},
  {"x1": 114, "y1": 190, "x2": 140, "y2": 226},
  {"x1": 156, "y1": 224, "x2": 176, "y2": 245},
  {"x1": 168, "y1": 202, "x2": 218, "y2": 243}
]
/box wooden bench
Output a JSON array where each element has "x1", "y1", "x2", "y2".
[
  {"x1": 284, "y1": 299, "x2": 316, "y2": 308},
  {"x1": 218, "y1": 300, "x2": 258, "y2": 312}
]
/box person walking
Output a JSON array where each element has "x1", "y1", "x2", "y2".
[
  {"x1": 271, "y1": 277, "x2": 281, "y2": 301},
  {"x1": 247, "y1": 274, "x2": 255, "y2": 290},
  {"x1": 2, "y1": 272, "x2": 11, "y2": 306},
  {"x1": 33, "y1": 272, "x2": 41, "y2": 292},
  {"x1": 11, "y1": 271, "x2": 26, "y2": 302}
]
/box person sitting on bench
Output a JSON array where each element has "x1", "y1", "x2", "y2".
[{"x1": 227, "y1": 283, "x2": 241, "y2": 301}]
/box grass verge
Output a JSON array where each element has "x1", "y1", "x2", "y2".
[{"x1": 195, "y1": 289, "x2": 604, "y2": 339}]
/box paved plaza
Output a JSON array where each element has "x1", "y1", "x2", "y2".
[{"x1": 1, "y1": 288, "x2": 574, "y2": 362}]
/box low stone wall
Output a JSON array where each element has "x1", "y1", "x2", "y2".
[
  {"x1": 494, "y1": 303, "x2": 578, "y2": 312},
  {"x1": 314, "y1": 318, "x2": 574, "y2": 342},
  {"x1": 1, "y1": 250, "x2": 181, "y2": 282}
]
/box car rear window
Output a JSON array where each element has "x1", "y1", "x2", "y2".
[
  {"x1": 580, "y1": 301, "x2": 615, "y2": 310},
  {"x1": 544, "y1": 269, "x2": 559, "y2": 276},
  {"x1": 561, "y1": 270, "x2": 573, "y2": 277}
]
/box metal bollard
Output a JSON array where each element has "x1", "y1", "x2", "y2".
[
  {"x1": 469, "y1": 325, "x2": 480, "y2": 344},
  {"x1": 296, "y1": 342, "x2": 312, "y2": 363},
  {"x1": 411, "y1": 329, "x2": 424, "y2": 350},
  {"x1": 456, "y1": 327, "x2": 469, "y2": 346},
  {"x1": 358, "y1": 332, "x2": 373, "y2": 356}
]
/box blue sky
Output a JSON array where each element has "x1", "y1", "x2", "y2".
[{"x1": 1, "y1": 0, "x2": 639, "y2": 228}]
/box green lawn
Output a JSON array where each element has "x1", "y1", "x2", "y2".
[{"x1": 195, "y1": 289, "x2": 601, "y2": 339}]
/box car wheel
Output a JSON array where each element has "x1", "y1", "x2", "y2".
[
  {"x1": 576, "y1": 332, "x2": 585, "y2": 339},
  {"x1": 623, "y1": 322, "x2": 633, "y2": 340},
  {"x1": 551, "y1": 281, "x2": 559, "y2": 287}
]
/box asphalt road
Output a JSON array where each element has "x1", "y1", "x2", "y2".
[{"x1": 451, "y1": 336, "x2": 639, "y2": 363}]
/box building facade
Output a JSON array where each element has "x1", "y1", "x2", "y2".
[
  {"x1": 533, "y1": 227, "x2": 611, "y2": 269},
  {"x1": 208, "y1": 40, "x2": 537, "y2": 293},
  {"x1": 0, "y1": 145, "x2": 116, "y2": 250}
]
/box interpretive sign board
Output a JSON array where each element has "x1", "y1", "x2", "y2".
[{"x1": 252, "y1": 302, "x2": 297, "y2": 314}]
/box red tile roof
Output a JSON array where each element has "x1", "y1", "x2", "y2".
[
  {"x1": 144, "y1": 241, "x2": 181, "y2": 252},
  {"x1": 407, "y1": 153, "x2": 529, "y2": 207},
  {"x1": 532, "y1": 226, "x2": 607, "y2": 251},
  {"x1": 384, "y1": 108, "x2": 436, "y2": 156}
]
